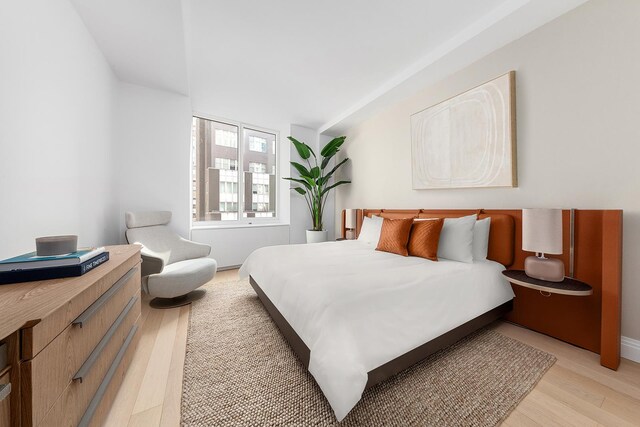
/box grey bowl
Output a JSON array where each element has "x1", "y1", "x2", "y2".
[{"x1": 36, "y1": 235, "x2": 78, "y2": 256}]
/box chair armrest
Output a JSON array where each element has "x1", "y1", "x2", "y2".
[
  {"x1": 140, "y1": 247, "x2": 165, "y2": 277},
  {"x1": 177, "y1": 238, "x2": 211, "y2": 260}
]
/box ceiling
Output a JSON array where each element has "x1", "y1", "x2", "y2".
[
  {"x1": 70, "y1": 0, "x2": 189, "y2": 95},
  {"x1": 70, "y1": 0, "x2": 587, "y2": 133}
]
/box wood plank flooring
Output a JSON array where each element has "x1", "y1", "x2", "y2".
[{"x1": 106, "y1": 269, "x2": 640, "y2": 426}]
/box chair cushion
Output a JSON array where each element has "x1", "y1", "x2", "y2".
[
  {"x1": 147, "y1": 257, "x2": 217, "y2": 299},
  {"x1": 126, "y1": 211, "x2": 172, "y2": 228},
  {"x1": 126, "y1": 226, "x2": 211, "y2": 265}
]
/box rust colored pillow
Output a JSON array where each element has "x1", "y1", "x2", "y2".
[
  {"x1": 376, "y1": 218, "x2": 414, "y2": 256},
  {"x1": 408, "y1": 218, "x2": 445, "y2": 261}
]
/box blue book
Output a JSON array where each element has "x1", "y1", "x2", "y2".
[
  {"x1": 0, "y1": 247, "x2": 105, "y2": 272},
  {"x1": 0, "y1": 252, "x2": 110, "y2": 285}
]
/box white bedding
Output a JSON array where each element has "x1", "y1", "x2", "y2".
[{"x1": 239, "y1": 240, "x2": 514, "y2": 420}]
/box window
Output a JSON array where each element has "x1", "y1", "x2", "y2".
[
  {"x1": 252, "y1": 183, "x2": 268, "y2": 195},
  {"x1": 249, "y1": 136, "x2": 267, "y2": 153},
  {"x1": 214, "y1": 158, "x2": 238, "y2": 171},
  {"x1": 215, "y1": 129, "x2": 238, "y2": 148},
  {"x1": 249, "y1": 162, "x2": 267, "y2": 173},
  {"x1": 191, "y1": 116, "x2": 277, "y2": 223}
]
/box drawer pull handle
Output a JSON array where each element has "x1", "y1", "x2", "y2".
[
  {"x1": 0, "y1": 383, "x2": 11, "y2": 402},
  {"x1": 73, "y1": 295, "x2": 139, "y2": 383},
  {"x1": 78, "y1": 324, "x2": 138, "y2": 427},
  {"x1": 73, "y1": 267, "x2": 138, "y2": 327}
]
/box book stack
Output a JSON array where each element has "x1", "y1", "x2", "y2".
[{"x1": 0, "y1": 247, "x2": 110, "y2": 285}]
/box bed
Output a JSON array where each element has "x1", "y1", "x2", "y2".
[{"x1": 239, "y1": 211, "x2": 516, "y2": 421}]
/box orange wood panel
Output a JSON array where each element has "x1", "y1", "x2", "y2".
[
  {"x1": 343, "y1": 208, "x2": 622, "y2": 369},
  {"x1": 506, "y1": 210, "x2": 602, "y2": 354},
  {"x1": 600, "y1": 210, "x2": 623, "y2": 369}
]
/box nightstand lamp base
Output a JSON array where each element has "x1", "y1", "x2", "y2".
[{"x1": 524, "y1": 256, "x2": 565, "y2": 282}]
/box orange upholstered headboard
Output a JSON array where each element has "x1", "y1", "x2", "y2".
[{"x1": 353, "y1": 209, "x2": 515, "y2": 267}]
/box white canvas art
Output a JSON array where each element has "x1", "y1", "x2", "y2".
[{"x1": 411, "y1": 71, "x2": 517, "y2": 189}]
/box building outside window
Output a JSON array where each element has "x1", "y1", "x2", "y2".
[
  {"x1": 249, "y1": 135, "x2": 267, "y2": 153},
  {"x1": 252, "y1": 183, "x2": 268, "y2": 195},
  {"x1": 249, "y1": 162, "x2": 267, "y2": 173},
  {"x1": 214, "y1": 158, "x2": 238, "y2": 171},
  {"x1": 215, "y1": 129, "x2": 238, "y2": 148},
  {"x1": 191, "y1": 116, "x2": 277, "y2": 222}
]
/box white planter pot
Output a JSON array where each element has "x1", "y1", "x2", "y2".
[{"x1": 306, "y1": 230, "x2": 328, "y2": 244}]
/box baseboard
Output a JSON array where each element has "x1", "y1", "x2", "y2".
[{"x1": 621, "y1": 336, "x2": 640, "y2": 363}]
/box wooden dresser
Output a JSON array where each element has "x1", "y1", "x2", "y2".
[{"x1": 0, "y1": 245, "x2": 141, "y2": 427}]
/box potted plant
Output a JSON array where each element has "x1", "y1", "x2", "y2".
[{"x1": 285, "y1": 136, "x2": 351, "y2": 243}]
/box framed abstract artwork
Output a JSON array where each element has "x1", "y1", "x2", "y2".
[{"x1": 411, "y1": 71, "x2": 517, "y2": 189}]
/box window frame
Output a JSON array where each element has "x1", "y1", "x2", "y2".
[{"x1": 190, "y1": 112, "x2": 280, "y2": 228}]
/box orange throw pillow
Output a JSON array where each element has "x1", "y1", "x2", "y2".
[
  {"x1": 408, "y1": 218, "x2": 445, "y2": 261},
  {"x1": 376, "y1": 218, "x2": 414, "y2": 256}
]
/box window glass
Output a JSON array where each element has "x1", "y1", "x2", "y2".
[
  {"x1": 192, "y1": 117, "x2": 277, "y2": 222},
  {"x1": 249, "y1": 136, "x2": 267, "y2": 153},
  {"x1": 192, "y1": 117, "x2": 239, "y2": 221},
  {"x1": 243, "y1": 128, "x2": 276, "y2": 218}
]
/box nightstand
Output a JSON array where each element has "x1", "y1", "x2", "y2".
[{"x1": 502, "y1": 270, "x2": 592, "y2": 296}]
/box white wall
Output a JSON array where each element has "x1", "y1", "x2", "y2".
[
  {"x1": 0, "y1": 0, "x2": 119, "y2": 259},
  {"x1": 319, "y1": 134, "x2": 336, "y2": 240},
  {"x1": 336, "y1": 0, "x2": 640, "y2": 341},
  {"x1": 191, "y1": 225, "x2": 289, "y2": 268},
  {"x1": 113, "y1": 83, "x2": 192, "y2": 240}
]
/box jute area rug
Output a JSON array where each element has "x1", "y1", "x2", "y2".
[{"x1": 182, "y1": 279, "x2": 555, "y2": 426}]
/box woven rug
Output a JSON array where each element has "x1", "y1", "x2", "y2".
[{"x1": 182, "y1": 279, "x2": 555, "y2": 426}]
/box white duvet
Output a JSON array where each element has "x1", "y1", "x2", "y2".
[{"x1": 239, "y1": 240, "x2": 514, "y2": 421}]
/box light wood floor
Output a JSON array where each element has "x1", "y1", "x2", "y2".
[{"x1": 106, "y1": 269, "x2": 640, "y2": 426}]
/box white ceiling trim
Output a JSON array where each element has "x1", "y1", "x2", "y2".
[{"x1": 318, "y1": 0, "x2": 530, "y2": 134}]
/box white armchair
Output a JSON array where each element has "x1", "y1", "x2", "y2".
[{"x1": 125, "y1": 211, "x2": 217, "y2": 308}]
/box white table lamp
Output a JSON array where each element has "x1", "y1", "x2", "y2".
[
  {"x1": 345, "y1": 209, "x2": 357, "y2": 240},
  {"x1": 522, "y1": 208, "x2": 565, "y2": 282}
]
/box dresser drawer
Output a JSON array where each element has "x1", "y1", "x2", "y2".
[
  {"x1": 38, "y1": 316, "x2": 140, "y2": 427},
  {"x1": 22, "y1": 269, "x2": 141, "y2": 426},
  {"x1": 21, "y1": 253, "x2": 141, "y2": 359},
  {"x1": 0, "y1": 370, "x2": 11, "y2": 427}
]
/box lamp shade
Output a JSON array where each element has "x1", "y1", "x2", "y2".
[
  {"x1": 345, "y1": 209, "x2": 357, "y2": 229},
  {"x1": 522, "y1": 208, "x2": 563, "y2": 255}
]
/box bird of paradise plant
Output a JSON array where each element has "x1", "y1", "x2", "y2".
[{"x1": 284, "y1": 136, "x2": 351, "y2": 232}]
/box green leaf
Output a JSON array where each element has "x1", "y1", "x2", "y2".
[
  {"x1": 287, "y1": 136, "x2": 315, "y2": 160},
  {"x1": 283, "y1": 177, "x2": 312, "y2": 190},
  {"x1": 321, "y1": 146, "x2": 340, "y2": 165},
  {"x1": 292, "y1": 187, "x2": 307, "y2": 195},
  {"x1": 321, "y1": 155, "x2": 333, "y2": 170},
  {"x1": 321, "y1": 180, "x2": 350, "y2": 196},
  {"x1": 320, "y1": 158, "x2": 349, "y2": 185},
  {"x1": 320, "y1": 136, "x2": 346, "y2": 157},
  {"x1": 310, "y1": 166, "x2": 320, "y2": 179},
  {"x1": 290, "y1": 161, "x2": 313, "y2": 178}
]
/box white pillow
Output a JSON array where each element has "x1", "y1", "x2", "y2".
[
  {"x1": 437, "y1": 214, "x2": 476, "y2": 263},
  {"x1": 357, "y1": 215, "x2": 383, "y2": 244},
  {"x1": 473, "y1": 217, "x2": 491, "y2": 261}
]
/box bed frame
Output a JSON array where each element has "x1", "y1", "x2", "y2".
[{"x1": 250, "y1": 207, "x2": 622, "y2": 392}]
